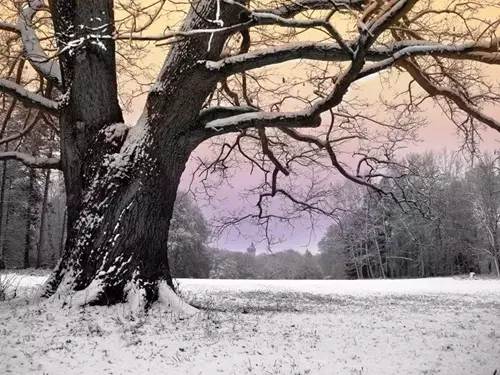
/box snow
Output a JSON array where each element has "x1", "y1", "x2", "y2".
[
  {"x1": 177, "y1": 276, "x2": 500, "y2": 295},
  {"x1": 1, "y1": 272, "x2": 499, "y2": 374},
  {"x1": 0, "y1": 78, "x2": 59, "y2": 113},
  {"x1": 70, "y1": 279, "x2": 103, "y2": 307},
  {"x1": 0, "y1": 273, "x2": 47, "y2": 298}
]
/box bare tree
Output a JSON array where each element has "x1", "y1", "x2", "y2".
[
  {"x1": 468, "y1": 154, "x2": 500, "y2": 276},
  {"x1": 0, "y1": 0, "x2": 499, "y2": 308},
  {"x1": 36, "y1": 150, "x2": 52, "y2": 268}
]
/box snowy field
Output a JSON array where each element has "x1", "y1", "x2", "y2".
[{"x1": 1, "y1": 271, "x2": 499, "y2": 374}]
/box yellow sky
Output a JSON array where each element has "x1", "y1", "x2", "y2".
[
  {"x1": 122, "y1": 0, "x2": 500, "y2": 126},
  {"x1": 123, "y1": 2, "x2": 500, "y2": 225}
]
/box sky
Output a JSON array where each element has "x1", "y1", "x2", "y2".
[
  {"x1": 122, "y1": 1, "x2": 500, "y2": 254},
  {"x1": 125, "y1": 98, "x2": 500, "y2": 255}
]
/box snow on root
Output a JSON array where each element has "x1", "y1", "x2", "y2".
[
  {"x1": 69, "y1": 279, "x2": 103, "y2": 307},
  {"x1": 157, "y1": 281, "x2": 198, "y2": 317},
  {"x1": 125, "y1": 283, "x2": 147, "y2": 311}
]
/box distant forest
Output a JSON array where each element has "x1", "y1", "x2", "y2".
[{"x1": 1, "y1": 149, "x2": 499, "y2": 279}]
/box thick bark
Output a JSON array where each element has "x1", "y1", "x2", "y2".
[
  {"x1": 49, "y1": 0, "x2": 123, "y2": 228},
  {"x1": 43, "y1": 122, "x2": 199, "y2": 307}
]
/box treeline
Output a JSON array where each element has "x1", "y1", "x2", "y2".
[
  {"x1": 2, "y1": 137, "x2": 500, "y2": 280},
  {"x1": 0, "y1": 163, "x2": 65, "y2": 269},
  {"x1": 0, "y1": 104, "x2": 62, "y2": 269},
  {"x1": 208, "y1": 248, "x2": 322, "y2": 280},
  {"x1": 167, "y1": 194, "x2": 323, "y2": 279},
  {"x1": 319, "y1": 151, "x2": 500, "y2": 279}
]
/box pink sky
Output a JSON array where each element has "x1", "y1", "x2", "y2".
[
  {"x1": 126, "y1": 102, "x2": 500, "y2": 254},
  {"x1": 124, "y1": 52, "x2": 500, "y2": 253}
]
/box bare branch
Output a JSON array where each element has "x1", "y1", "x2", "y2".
[
  {"x1": 279, "y1": 127, "x2": 408, "y2": 204},
  {"x1": 116, "y1": 19, "x2": 255, "y2": 43},
  {"x1": 401, "y1": 60, "x2": 500, "y2": 132},
  {"x1": 253, "y1": 0, "x2": 365, "y2": 18},
  {"x1": 0, "y1": 151, "x2": 61, "y2": 169},
  {"x1": 258, "y1": 128, "x2": 289, "y2": 177}
]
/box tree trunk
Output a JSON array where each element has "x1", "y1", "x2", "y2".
[
  {"x1": 0, "y1": 156, "x2": 7, "y2": 269},
  {"x1": 352, "y1": 245, "x2": 361, "y2": 279},
  {"x1": 493, "y1": 228, "x2": 500, "y2": 276},
  {"x1": 59, "y1": 208, "x2": 66, "y2": 258},
  {"x1": 374, "y1": 237, "x2": 386, "y2": 279},
  {"x1": 24, "y1": 168, "x2": 37, "y2": 269},
  {"x1": 494, "y1": 256, "x2": 500, "y2": 277},
  {"x1": 43, "y1": 121, "x2": 198, "y2": 308},
  {"x1": 36, "y1": 167, "x2": 51, "y2": 268}
]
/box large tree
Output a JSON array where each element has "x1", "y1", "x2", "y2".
[{"x1": 0, "y1": 0, "x2": 499, "y2": 309}]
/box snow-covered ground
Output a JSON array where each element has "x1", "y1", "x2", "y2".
[{"x1": 1, "y1": 271, "x2": 499, "y2": 374}]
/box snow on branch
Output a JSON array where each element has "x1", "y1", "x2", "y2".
[
  {"x1": 204, "y1": 1, "x2": 418, "y2": 133},
  {"x1": 0, "y1": 151, "x2": 61, "y2": 169},
  {"x1": 198, "y1": 105, "x2": 260, "y2": 124},
  {"x1": 205, "y1": 110, "x2": 321, "y2": 131},
  {"x1": 364, "y1": 0, "x2": 417, "y2": 38},
  {"x1": 18, "y1": 0, "x2": 62, "y2": 88},
  {"x1": 357, "y1": 41, "x2": 500, "y2": 79},
  {"x1": 0, "y1": 78, "x2": 60, "y2": 115},
  {"x1": 203, "y1": 39, "x2": 500, "y2": 77},
  {"x1": 203, "y1": 42, "x2": 352, "y2": 75},
  {"x1": 204, "y1": 35, "x2": 500, "y2": 135}
]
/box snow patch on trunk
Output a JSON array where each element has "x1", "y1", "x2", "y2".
[{"x1": 104, "y1": 122, "x2": 130, "y2": 147}]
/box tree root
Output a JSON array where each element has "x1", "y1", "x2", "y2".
[{"x1": 41, "y1": 276, "x2": 199, "y2": 317}]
